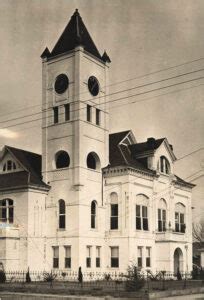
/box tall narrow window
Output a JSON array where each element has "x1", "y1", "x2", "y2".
[
  {"x1": 86, "y1": 246, "x2": 91, "y2": 268},
  {"x1": 64, "y1": 104, "x2": 70, "y2": 121},
  {"x1": 53, "y1": 106, "x2": 59, "y2": 124},
  {"x1": 64, "y1": 246, "x2": 71, "y2": 268},
  {"x1": 136, "y1": 205, "x2": 141, "y2": 230},
  {"x1": 146, "y1": 247, "x2": 151, "y2": 267},
  {"x1": 96, "y1": 246, "x2": 101, "y2": 268},
  {"x1": 136, "y1": 205, "x2": 148, "y2": 230},
  {"x1": 59, "y1": 200, "x2": 66, "y2": 229},
  {"x1": 91, "y1": 201, "x2": 96, "y2": 229},
  {"x1": 110, "y1": 204, "x2": 118, "y2": 230},
  {"x1": 96, "y1": 109, "x2": 100, "y2": 125},
  {"x1": 175, "y1": 203, "x2": 186, "y2": 233},
  {"x1": 53, "y1": 246, "x2": 59, "y2": 268},
  {"x1": 142, "y1": 206, "x2": 148, "y2": 231},
  {"x1": 87, "y1": 105, "x2": 91, "y2": 122},
  {"x1": 110, "y1": 192, "x2": 118, "y2": 230},
  {"x1": 159, "y1": 156, "x2": 170, "y2": 174},
  {"x1": 137, "y1": 247, "x2": 142, "y2": 268},
  {"x1": 111, "y1": 247, "x2": 119, "y2": 268},
  {"x1": 0, "y1": 199, "x2": 14, "y2": 223}
]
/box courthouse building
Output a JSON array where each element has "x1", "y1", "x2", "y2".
[{"x1": 0, "y1": 10, "x2": 194, "y2": 274}]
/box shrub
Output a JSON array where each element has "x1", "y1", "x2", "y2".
[
  {"x1": 125, "y1": 264, "x2": 145, "y2": 291},
  {"x1": 26, "y1": 268, "x2": 31, "y2": 283},
  {"x1": 43, "y1": 271, "x2": 57, "y2": 285},
  {"x1": 0, "y1": 270, "x2": 6, "y2": 283}
]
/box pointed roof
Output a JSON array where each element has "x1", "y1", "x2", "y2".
[
  {"x1": 0, "y1": 146, "x2": 50, "y2": 191},
  {"x1": 50, "y1": 9, "x2": 103, "y2": 60}
]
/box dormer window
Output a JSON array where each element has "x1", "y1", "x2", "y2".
[
  {"x1": 158, "y1": 156, "x2": 170, "y2": 175},
  {"x1": 3, "y1": 160, "x2": 17, "y2": 172}
]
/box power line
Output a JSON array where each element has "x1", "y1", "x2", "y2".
[
  {"x1": 1, "y1": 55, "x2": 204, "y2": 120},
  {"x1": 3, "y1": 81, "x2": 204, "y2": 135},
  {"x1": 2, "y1": 65, "x2": 204, "y2": 126},
  {"x1": 1, "y1": 74, "x2": 204, "y2": 131}
]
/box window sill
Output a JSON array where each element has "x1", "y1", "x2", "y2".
[{"x1": 57, "y1": 228, "x2": 66, "y2": 231}]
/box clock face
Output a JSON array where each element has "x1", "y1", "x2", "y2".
[
  {"x1": 88, "y1": 76, "x2": 99, "y2": 96},
  {"x1": 54, "y1": 74, "x2": 69, "y2": 94}
]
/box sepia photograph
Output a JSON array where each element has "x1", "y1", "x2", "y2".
[{"x1": 0, "y1": 0, "x2": 204, "y2": 299}]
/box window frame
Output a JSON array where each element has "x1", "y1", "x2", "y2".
[
  {"x1": 96, "y1": 108, "x2": 100, "y2": 125},
  {"x1": 0, "y1": 199, "x2": 14, "y2": 224},
  {"x1": 52, "y1": 246, "x2": 59, "y2": 269},
  {"x1": 110, "y1": 204, "x2": 118, "y2": 230},
  {"x1": 136, "y1": 205, "x2": 148, "y2": 231},
  {"x1": 64, "y1": 103, "x2": 70, "y2": 121},
  {"x1": 53, "y1": 106, "x2": 59, "y2": 124},
  {"x1": 87, "y1": 105, "x2": 92, "y2": 122},
  {"x1": 58, "y1": 199, "x2": 66, "y2": 230},
  {"x1": 64, "y1": 246, "x2": 71, "y2": 269},
  {"x1": 86, "y1": 246, "x2": 92, "y2": 268},
  {"x1": 110, "y1": 246, "x2": 119, "y2": 268},
  {"x1": 91, "y1": 201, "x2": 97, "y2": 229}
]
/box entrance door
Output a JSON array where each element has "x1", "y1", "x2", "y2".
[{"x1": 174, "y1": 248, "x2": 183, "y2": 274}]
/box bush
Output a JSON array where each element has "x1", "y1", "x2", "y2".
[
  {"x1": 43, "y1": 271, "x2": 57, "y2": 285},
  {"x1": 125, "y1": 265, "x2": 145, "y2": 291},
  {"x1": 0, "y1": 270, "x2": 6, "y2": 283}
]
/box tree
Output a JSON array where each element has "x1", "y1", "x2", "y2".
[{"x1": 193, "y1": 220, "x2": 204, "y2": 244}]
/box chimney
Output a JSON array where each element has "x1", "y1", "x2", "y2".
[
  {"x1": 147, "y1": 137, "x2": 156, "y2": 149},
  {"x1": 169, "y1": 144, "x2": 173, "y2": 151}
]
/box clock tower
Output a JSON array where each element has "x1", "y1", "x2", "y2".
[{"x1": 41, "y1": 9, "x2": 111, "y2": 270}]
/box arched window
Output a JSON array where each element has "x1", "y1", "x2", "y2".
[
  {"x1": 59, "y1": 199, "x2": 66, "y2": 229},
  {"x1": 55, "y1": 151, "x2": 70, "y2": 169},
  {"x1": 175, "y1": 203, "x2": 185, "y2": 233},
  {"x1": 3, "y1": 160, "x2": 17, "y2": 172},
  {"x1": 136, "y1": 194, "x2": 149, "y2": 231},
  {"x1": 91, "y1": 200, "x2": 97, "y2": 229},
  {"x1": 0, "y1": 199, "x2": 14, "y2": 223},
  {"x1": 158, "y1": 156, "x2": 171, "y2": 174},
  {"x1": 158, "y1": 198, "x2": 167, "y2": 232},
  {"x1": 110, "y1": 192, "x2": 118, "y2": 230},
  {"x1": 87, "y1": 152, "x2": 100, "y2": 170}
]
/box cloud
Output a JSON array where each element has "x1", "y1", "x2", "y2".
[{"x1": 0, "y1": 129, "x2": 18, "y2": 139}]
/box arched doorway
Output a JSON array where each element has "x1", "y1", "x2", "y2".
[{"x1": 174, "y1": 248, "x2": 183, "y2": 274}]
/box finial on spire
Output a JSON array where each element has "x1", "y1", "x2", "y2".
[
  {"x1": 41, "y1": 47, "x2": 50, "y2": 59},
  {"x1": 102, "y1": 51, "x2": 111, "y2": 63}
]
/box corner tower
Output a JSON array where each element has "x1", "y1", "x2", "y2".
[{"x1": 41, "y1": 10, "x2": 110, "y2": 270}]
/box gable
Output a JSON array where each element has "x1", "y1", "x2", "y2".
[{"x1": 0, "y1": 151, "x2": 24, "y2": 174}]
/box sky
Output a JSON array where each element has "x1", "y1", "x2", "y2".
[{"x1": 0, "y1": 0, "x2": 203, "y2": 180}]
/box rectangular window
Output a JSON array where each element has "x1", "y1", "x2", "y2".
[
  {"x1": 110, "y1": 204, "x2": 118, "y2": 230},
  {"x1": 96, "y1": 246, "x2": 101, "y2": 268},
  {"x1": 146, "y1": 247, "x2": 151, "y2": 267},
  {"x1": 175, "y1": 212, "x2": 185, "y2": 233},
  {"x1": 158, "y1": 209, "x2": 166, "y2": 232},
  {"x1": 64, "y1": 104, "x2": 70, "y2": 121},
  {"x1": 136, "y1": 205, "x2": 148, "y2": 230},
  {"x1": 87, "y1": 105, "x2": 92, "y2": 122},
  {"x1": 136, "y1": 205, "x2": 141, "y2": 229},
  {"x1": 142, "y1": 206, "x2": 148, "y2": 230},
  {"x1": 53, "y1": 107, "x2": 59, "y2": 124},
  {"x1": 53, "y1": 246, "x2": 59, "y2": 268},
  {"x1": 96, "y1": 109, "x2": 100, "y2": 125},
  {"x1": 64, "y1": 246, "x2": 71, "y2": 268},
  {"x1": 111, "y1": 247, "x2": 119, "y2": 268},
  {"x1": 137, "y1": 247, "x2": 142, "y2": 268},
  {"x1": 86, "y1": 246, "x2": 91, "y2": 268},
  {"x1": 7, "y1": 160, "x2": 12, "y2": 171}
]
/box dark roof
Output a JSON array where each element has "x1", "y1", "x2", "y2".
[
  {"x1": 1, "y1": 146, "x2": 49, "y2": 190},
  {"x1": 106, "y1": 131, "x2": 194, "y2": 187},
  {"x1": 129, "y1": 138, "x2": 165, "y2": 155},
  {"x1": 49, "y1": 9, "x2": 104, "y2": 61},
  {"x1": 108, "y1": 131, "x2": 155, "y2": 174}
]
